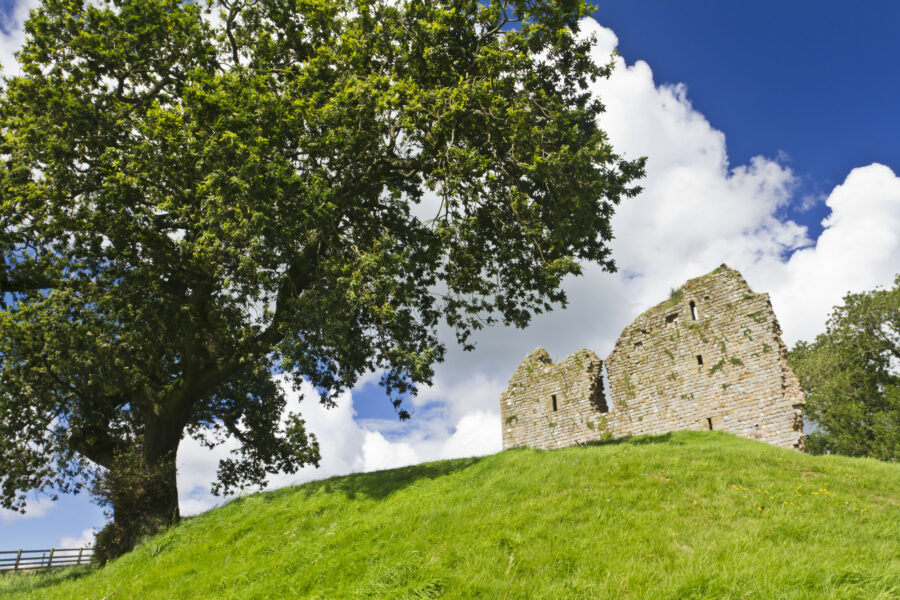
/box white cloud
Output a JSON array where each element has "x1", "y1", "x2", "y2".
[
  {"x1": 414, "y1": 374, "x2": 505, "y2": 420},
  {"x1": 360, "y1": 432, "x2": 420, "y2": 472},
  {"x1": 176, "y1": 378, "x2": 500, "y2": 515},
  {"x1": 578, "y1": 19, "x2": 899, "y2": 352},
  {"x1": 175, "y1": 380, "x2": 365, "y2": 515},
  {"x1": 0, "y1": 0, "x2": 39, "y2": 76},
  {"x1": 0, "y1": 497, "x2": 56, "y2": 523},
  {"x1": 59, "y1": 528, "x2": 96, "y2": 549},
  {"x1": 760, "y1": 163, "x2": 900, "y2": 345},
  {"x1": 586, "y1": 20, "x2": 809, "y2": 297},
  {"x1": 439, "y1": 412, "x2": 502, "y2": 460}
]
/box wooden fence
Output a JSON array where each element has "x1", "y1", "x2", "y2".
[{"x1": 0, "y1": 548, "x2": 94, "y2": 573}]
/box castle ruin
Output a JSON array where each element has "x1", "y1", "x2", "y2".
[{"x1": 500, "y1": 265, "x2": 805, "y2": 451}]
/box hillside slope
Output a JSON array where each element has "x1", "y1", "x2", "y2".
[{"x1": 2, "y1": 431, "x2": 899, "y2": 599}]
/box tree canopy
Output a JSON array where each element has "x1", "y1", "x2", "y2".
[
  {"x1": 788, "y1": 276, "x2": 900, "y2": 461},
  {"x1": 0, "y1": 0, "x2": 643, "y2": 555}
]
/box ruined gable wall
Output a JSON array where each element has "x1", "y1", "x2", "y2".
[
  {"x1": 499, "y1": 265, "x2": 805, "y2": 451},
  {"x1": 500, "y1": 348, "x2": 607, "y2": 450},
  {"x1": 604, "y1": 265, "x2": 804, "y2": 448}
]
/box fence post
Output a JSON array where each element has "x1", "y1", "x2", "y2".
[
  {"x1": 47, "y1": 548, "x2": 54, "y2": 569},
  {"x1": 14, "y1": 549, "x2": 22, "y2": 572},
  {"x1": 78, "y1": 547, "x2": 84, "y2": 566}
]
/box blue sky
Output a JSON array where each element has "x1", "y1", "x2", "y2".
[
  {"x1": 593, "y1": 0, "x2": 900, "y2": 240},
  {"x1": 2, "y1": 1, "x2": 900, "y2": 551}
]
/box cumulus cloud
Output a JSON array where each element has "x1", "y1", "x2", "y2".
[
  {"x1": 581, "y1": 19, "x2": 899, "y2": 352},
  {"x1": 759, "y1": 163, "x2": 900, "y2": 345},
  {"x1": 176, "y1": 379, "x2": 501, "y2": 515},
  {"x1": 59, "y1": 528, "x2": 96, "y2": 549},
  {"x1": 0, "y1": 497, "x2": 56, "y2": 523},
  {"x1": 439, "y1": 412, "x2": 502, "y2": 460},
  {"x1": 0, "y1": 0, "x2": 38, "y2": 76}
]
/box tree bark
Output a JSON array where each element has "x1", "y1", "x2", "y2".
[
  {"x1": 136, "y1": 412, "x2": 187, "y2": 526},
  {"x1": 94, "y1": 412, "x2": 186, "y2": 563}
]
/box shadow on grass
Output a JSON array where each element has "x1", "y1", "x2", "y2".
[
  {"x1": 288, "y1": 456, "x2": 486, "y2": 502},
  {"x1": 580, "y1": 431, "x2": 680, "y2": 448},
  {"x1": 0, "y1": 566, "x2": 95, "y2": 594},
  {"x1": 255, "y1": 433, "x2": 688, "y2": 504},
  {"x1": 299, "y1": 432, "x2": 686, "y2": 501}
]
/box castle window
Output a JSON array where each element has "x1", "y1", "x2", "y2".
[
  {"x1": 707, "y1": 417, "x2": 713, "y2": 430},
  {"x1": 690, "y1": 301, "x2": 698, "y2": 320},
  {"x1": 599, "y1": 363, "x2": 613, "y2": 414},
  {"x1": 551, "y1": 394, "x2": 558, "y2": 412},
  {"x1": 696, "y1": 355, "x2": 703, "y2": 366}
]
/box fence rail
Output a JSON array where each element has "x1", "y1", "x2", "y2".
[{"x1": 0, "y1": 548, "x2": 94, "y2": 573}]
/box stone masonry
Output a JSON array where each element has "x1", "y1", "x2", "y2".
[{"x1": 500, "y1": 265, "x2": 805, "y2": 451}]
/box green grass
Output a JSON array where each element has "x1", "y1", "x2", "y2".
[{"x1": 3, "y1": 431, "x2": 899, "y2": 599}]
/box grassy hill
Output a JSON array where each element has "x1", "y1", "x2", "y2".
[{"x1": 2, "y1": 431, "x2": 898, "y2": 599}]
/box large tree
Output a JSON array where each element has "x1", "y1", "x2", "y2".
[
  {"x1": 0, "y1": 0, "x2": 643, "y2": 556},
  {"x1": 788, "y1": 276, "x2": 900, "y2": 461}
]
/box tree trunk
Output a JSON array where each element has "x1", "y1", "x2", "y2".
[
  {"x1": 139, "y1": 416, "x2": 184, "y2": 524},
  {"x1": 93, "y1": 415, "x2": 185, "y2": 563},
  {"x1": 113, "y1": 448, "x2": 179, "y2": 527}
]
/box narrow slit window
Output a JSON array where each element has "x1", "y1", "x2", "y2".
[
  {"x1": 551, "y1": 394, "x2": 558, "y2": 412},
  {"x1": 707, "y1": 417, "x2": 713, "y2": 430},
  {"x1": 690, "y1": 301, "x2": 698, "y2": 320},
  {"x1": 600, "y1": 362, "x2": 613, "y2": 414},
  {"x1": 696, "y1": 355, "x2": 703, "y2": 366}
]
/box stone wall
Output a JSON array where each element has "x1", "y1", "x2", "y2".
[
  {"x1": 499, "y1": 348, "x2": 608, "y2": 450},
  {"x1": 500, "y1": 265, "x2": 805, "y2": 451}
]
